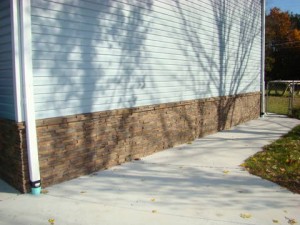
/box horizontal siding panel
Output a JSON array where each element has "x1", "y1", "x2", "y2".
[
  {"x1": 0, "y1": 109, "x2": 15, "y2": 120},
  {"x1": 30, "y1": 54, "x2": 225, "y2": 67},
  {"x1": 0, "y1": 16, "x2": 11, "y2": 28},
  {"x1": 32, "y1": 66, "x2": 261, "y2": 78},
  {"x1": 31, "y1": 0, "x2": 257, "y2": 36},
  {"x1": 31, "y1": 41, "x2": 261, "y2": 56},
  {"x1": 33, "y1": 80, "x2": 260, "y2": 104},
  {"x1": 0, "y1": 77, "x2": 13, "y2": 83},
  {"x1": 30, "y1": 18, "x2": 257, "y2": 49},
  {"x1": 30, "y1": 10, "x2": 253, "y2": 42},
  {"x1": 34, "y1": 87, "x2": 260, "y2": 119},
  {"x1": 32, "y1": 68, "x2": 261, "y2": 84},
  {"x1": 0, "y1": 54, "x2": 12, "y2": 63},
  {"x1": 30, "y1": 25, "x2": 222, "y2": 49},
  {"x1": 33, "y1": 75, "x2": 260, "y2": 95},
  {"x1": 0, "y1": 86, "x2": 14, "y2": 96},
  {"x1": 0, "y1": 95, "x2": 14, "y2": 104},
  {"x1": 31, "y1": 50, "x2": 215, "y2": 61},
  {"x1": 31, "y1": 38, "x2": 261, "y2": 57},
  {"x1": 0, "y1": 0, "x2": 10, "y2": 8},
  {"x1": 31, "y1": 0, "x2": 200, "y2": 27},
  {"x1": 0, "y1": 34, "x2": 11, "y2": 45},
  {"x1": 0, "y1": 69, "x2": 13, "y2": 78},
  {"x1": 0, "y1": 102, "x2": 14, "y2": 111},
  {"x1": 0, "y1": 61, "x2": 12, "y2": 70},
  {"x1": 31, "y1": 0, "x2": 262, "y2": 119},
  {"x1": 31, "y1": 34, "x2": 261, "y2": 56},
  {"x1": 33, "y1": 93, "x2": 210, "y2": 112},
  {"x1": 0, "y1": 0, "x2": 15, "y2": 120},
  {"x1": 0, "y1": 45, "x2": 12, "y2": 54}
]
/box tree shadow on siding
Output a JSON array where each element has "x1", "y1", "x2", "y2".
[
  {"x1": 33, "y1": 0, "x2": 154, "y2": 187},
  {"x1": 212, "y1": 0, "x2": 261, "y2": 130},
  {"x1": 173, "y1": 0, "x2": 261, "y2": 134},
  {"x1": 32, "y1": 0, "x2": 262, "y2": 189}
]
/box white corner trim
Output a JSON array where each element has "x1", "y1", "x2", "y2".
[
  {"x1": 11, "y1": 0, "x2": 24, "y2": 122},
  {"x1": 18, "y1": 0, "x2": 41, "y2": 188}
]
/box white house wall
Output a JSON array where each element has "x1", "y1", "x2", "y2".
[
  {"x1": 30, "y1": 0, "x2": 262, "y2": 119},
  {"x1": 0, "y1": 0, "x2": 15, "y2": 120}
]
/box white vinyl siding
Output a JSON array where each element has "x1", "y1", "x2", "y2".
[
  {"x1": 0, "y1": 0, "x2": 15, "y2": 120},
  {"x1": 31, "y1": 0, "x2": 262, "y2": 119}
]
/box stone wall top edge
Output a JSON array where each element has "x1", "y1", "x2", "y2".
[{"x1": 36, "y1": 92, "x2": 260, "y2": 126}]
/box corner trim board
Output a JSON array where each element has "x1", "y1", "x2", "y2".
[{"x1": 11, "y1": 0, "x2": 24, "y2": 122}]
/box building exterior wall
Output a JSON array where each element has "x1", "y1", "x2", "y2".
[
  {"x1": 0, "y1": 0, "x2": 263, "y2": 192},
  {"x1": 30, "y1": 0, "x2": 262, "y2": 119},
  {"x1": 0, "y1": 0, "x2": 15, "y2": 120}
]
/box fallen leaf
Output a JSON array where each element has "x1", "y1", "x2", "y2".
[
  {"x1": 80, "y1": 191, "x2": 86, "y2": 194},
  {"x1": 272, "y1": 219, "x2": 279, "y2": 223},
  {"x1": 285, "y1": 217, "x2": 297, "y2": 225},
  {"x1": 280, "y1": 168, "x2": 286, "y2": 172},
  {"x1": 223, "y1": 170, "x2": 230, "y2": 174},
  {"x1": 240, "y1": 163, "x2": 246, "y2": 167},
  {"x1": 272, "y1": 165, "x2": 277, "y2": 170},
  {"x1": 48, "y1": 218, "x2": 55, "y2": 225},
  {"x1": 151, "y1": 198, "x2": 156, "y2": 202},
  {"x1": 152, "y1": 210, "x2": 157, "y2": 213},
  {"x1": 240, "y1": 213, "x2": 252, "y2": 219},
  {"x1": 41, "y1": 189, "x2": 49, "y2": 194},
  {"x1": 187, "y1": 142, "x2": 192, "y2": 144}
]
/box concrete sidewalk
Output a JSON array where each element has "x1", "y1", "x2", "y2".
[{"x1": 0, "y1": 115, "x2": 300, "y2": 225}]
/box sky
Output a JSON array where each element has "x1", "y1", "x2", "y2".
[{"x1": 266, "y1": 0, "x2": 300, "y2": 14}]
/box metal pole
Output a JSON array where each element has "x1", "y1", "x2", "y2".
[
  {"x1": 292, "y1": 80, "x2": 295, "y2": 115},
  {"x1": 260, "y1": 0, "x2": 266, "y2": 117}
]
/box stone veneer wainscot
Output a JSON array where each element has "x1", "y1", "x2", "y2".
[{"x1": 0, "y1": 92, "x2": 260, "y2": 192}]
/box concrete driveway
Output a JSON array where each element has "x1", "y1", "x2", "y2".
[{"x1": 1, "y1": 114, "x2": 300, "y2": 225}]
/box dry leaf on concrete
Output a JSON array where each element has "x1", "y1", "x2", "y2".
[
  {"x1": 48, "y1": 218, "x2": 55, "y2": 225},
  {"x1": 240, "y1": 213, "x2": 252, "y2": 219}
]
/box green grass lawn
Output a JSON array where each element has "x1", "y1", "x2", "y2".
[
  {"x1": 266, "y1": 95, "x2": 300, "y2": 117},
  {"x1": 266, "y1": 96, "x2": 290, "y2": 115},
  {"x1": 243, "y1": 125, "x2": 300, "y2": 194}
]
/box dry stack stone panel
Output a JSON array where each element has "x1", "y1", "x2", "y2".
[
  {"x1": 0, "y1": 119, "x2": 28, "y2": 192},
  {"x1": 36, "y1": 92, "x2": 260, "y2": 189},
  {"x1": 0, "y1": 92, "x2": 260, "y2": 192}
]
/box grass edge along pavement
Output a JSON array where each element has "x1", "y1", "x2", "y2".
[{"x1": 242, "y1": 125, "x2": 300, "y2": 194}]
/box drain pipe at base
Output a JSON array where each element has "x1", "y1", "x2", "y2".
[
  {"x1": 16, "y1": 0, "x2": 41, "y2": 195},
  {"x1": 260, "y1": 0, "x2": 266, "y2": 117}
]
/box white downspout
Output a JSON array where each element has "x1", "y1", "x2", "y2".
[
  {"x1": 17, "y1": 0, "x2": 41, "y2": 195},
  {"x1": 261, "y1": 0, "x2": 266, "y2": 117}
]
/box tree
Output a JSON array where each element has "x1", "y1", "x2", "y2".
[
  {"x1": 290, "y1": 13, "x2": 300, "y2": 29},
  {"x1": 265, "y1": 8, "x2": 300, "y2": 81}
]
